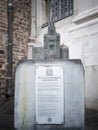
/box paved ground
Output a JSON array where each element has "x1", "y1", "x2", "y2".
[
  {"x1": 85, "y1": 109, "x2": 98, "y2": 130},
  {"x1": 0, "y1": 99, "x2": 98, "y2": 130},
  {"x1": 0, "y1": 99, "x2": 14, "y2": 129}
]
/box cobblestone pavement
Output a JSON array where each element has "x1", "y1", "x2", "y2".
[{"x1": 0, "y1": 99, "x2": 98, "y2": 130}]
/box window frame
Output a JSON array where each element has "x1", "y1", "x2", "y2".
[
  {"x1": 41, "y1": 0, "x2": 74, "y2": 28},
  {"x1": 49, "y1": 0, "x2": 74, "y2": 22}
]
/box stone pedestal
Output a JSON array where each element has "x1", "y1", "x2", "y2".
[{"x1": 15, "y1": 60, "x2": 84, "y2": 130}]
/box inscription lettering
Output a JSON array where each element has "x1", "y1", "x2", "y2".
[{"x1": 35, "y1": 64, "x2": 64, "y2": 124}]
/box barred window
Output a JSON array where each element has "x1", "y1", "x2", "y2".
[{"x1": 49, "y1": 0, "x2": 73, "y2": 22}]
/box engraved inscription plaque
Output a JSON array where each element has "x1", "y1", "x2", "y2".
[{"x1": 35, "y1": 64, "x2": 64, "y2": 124}]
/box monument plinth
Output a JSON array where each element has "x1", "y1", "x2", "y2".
[{"x1": 15, "y1": 11, "x2": 84, "y2": 130}]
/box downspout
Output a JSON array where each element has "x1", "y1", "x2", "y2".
[{"x1": 6, "y1": 0, "x2": 14, "y2": 98}]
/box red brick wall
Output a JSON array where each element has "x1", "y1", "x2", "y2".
[{"x1": 0, "y1": 0, "x2": 31, "y2": 98}]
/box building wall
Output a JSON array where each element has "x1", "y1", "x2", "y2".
[
  {"x1": 0, "y1": 0, "x2": 31, "y2": 98},
  {"x1": 29, "y1": 0, "x2": 98, "y2": 109},
  {"x1": 0, "y1": 0, "x2": 8, "y2": 98},
  {"x1": 68, "y1": 0, "x2": 98, "y2": 110}
]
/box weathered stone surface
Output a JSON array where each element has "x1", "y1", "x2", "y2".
[
  {"x1": 15, "y1": 60, "x2": 84, "y2": 130},
  {"x1": 0, "y1": 0, "x2": 31, "y2": 98}
]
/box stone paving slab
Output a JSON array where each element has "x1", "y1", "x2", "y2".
[
  {"x1": 0, "y1": 100, "x2": 98, "y2": 130},
  {"x1": 85, "y1": 109, "x2": 98, "y2": 130}
]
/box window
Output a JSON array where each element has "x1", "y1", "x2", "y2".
[{"x1": 49, "y1": 0, "x2": 73, "y2": 22}]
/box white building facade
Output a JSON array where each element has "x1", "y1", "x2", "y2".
[{"x1": 28, "y1": 0, "x2": 98, "y2": 110}]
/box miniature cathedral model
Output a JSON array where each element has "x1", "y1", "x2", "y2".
[{"x1": 32, "y1": 9, "x2": 69, "y2": 60}]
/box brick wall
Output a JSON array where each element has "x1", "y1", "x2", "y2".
[{"x1": 0, "y1": 0, "x2": 31, "y2": 98}]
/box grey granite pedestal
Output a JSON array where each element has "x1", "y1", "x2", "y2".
[{"x1": 15, "y1": 60, "x2": 84, "y2": 130}]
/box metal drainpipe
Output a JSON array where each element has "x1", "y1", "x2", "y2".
[{"x1": 6, "y1": 0, "x2": 14, "y2": 98}]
